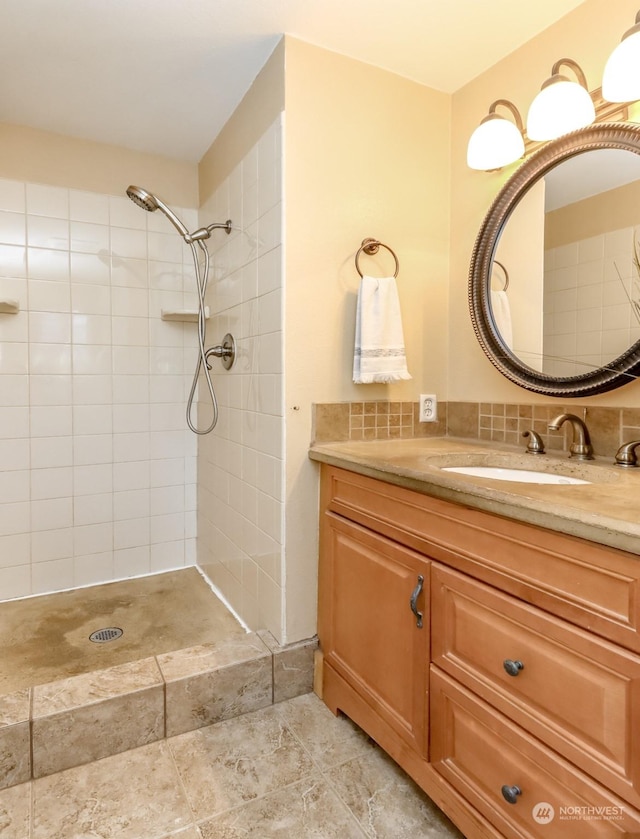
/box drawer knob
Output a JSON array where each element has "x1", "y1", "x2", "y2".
[
  {"x1": 501, "y1": 784, "x2": 522, "y2": 804},
  {"x1": 409, "y1": 575, "x2": 424, "y2": 629},
  {"x1": 503, "y1": 659, "x2": 524, "y2": 677}
]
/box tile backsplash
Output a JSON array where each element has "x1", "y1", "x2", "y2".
[
  {"x1": 313, "y1": 400, "x2": 640, "y2": 460},
  {"x1": 312, "y1": 401, "x2": 446, "y2": 442}
]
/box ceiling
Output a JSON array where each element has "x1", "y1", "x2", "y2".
[
  {"x1": 1, "y1": 0, "x2": 587, "y2": 163},
  {"x1": 545, "y1": 148, "x2": 640, "y2": 210}
]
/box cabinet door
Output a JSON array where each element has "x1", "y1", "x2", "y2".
[{"x1": 319, "y1": 512, "x2": 429, "y2": 756}]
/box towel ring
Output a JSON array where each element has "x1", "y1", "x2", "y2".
[
  {"x1": 491, "y1": 260, "x2": 509, "y2": 291},
  {"x1": 355, "y1": 238, "x2": 400, "y2": 278}
]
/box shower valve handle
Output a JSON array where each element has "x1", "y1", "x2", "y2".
[{"x1": 204, "y1": 333, "x2": 236, "y2": 371}]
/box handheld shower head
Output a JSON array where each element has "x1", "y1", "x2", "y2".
[
  {"x1": 124, "y1": 184, "x2": 236, "y2": 435},
  {"x1": 126, "y1": 184, "x2": 190, "y2": 240},
  {"x1": 126, "y1": 185, "x2": 158, "y2": 213}
]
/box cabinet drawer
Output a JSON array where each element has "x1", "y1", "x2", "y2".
[
  {"x1": 430, "y1": 669, "x2": 640, "y2": 838},
  {"x1": 321, "y1": 465, "x2": 640, "y2": 652},
  {"x1": 432, "y1": 564, "x2": 640, "y2": 807},
  {"x1": 318, "y1": 513, "x2": 429, "y2": 756}
]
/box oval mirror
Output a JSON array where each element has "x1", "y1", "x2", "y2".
[{"x1": 469, "y1": 122, "x2": 640, "y2": 397}]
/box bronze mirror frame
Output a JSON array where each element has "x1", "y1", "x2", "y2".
[{"x1": 469, "y1": 121, "x2": 640, "y2": 398}]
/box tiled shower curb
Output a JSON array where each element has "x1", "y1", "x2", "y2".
[{"x1": 0, "y1": 630, "x2": 317, "y2": 789}]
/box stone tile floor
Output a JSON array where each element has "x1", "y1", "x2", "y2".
[{"x1": 0, "y1": 692, "x2": 465, "y2": 838}]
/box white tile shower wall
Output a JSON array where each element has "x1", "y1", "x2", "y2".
[
  {"x1": 544, "y1": 227, "x2": 640, "y2": 376},
  {"x1": 0, "y1": 178, "x2": 199, "y2": 600},
  {"x1": 197, "y1": 116, "x2": 284, "y2": 641}
]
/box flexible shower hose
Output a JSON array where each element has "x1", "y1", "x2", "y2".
[{"x1": 186, "y1": 240, "x2": 218, "y2": 434}]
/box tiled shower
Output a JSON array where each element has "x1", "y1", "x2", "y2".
[
  {"x1": 0, "y1": 116, "x2": 284, "y2": 643},
  {"x1": 197, "y1": 116, "x2": 284, "y2": 640},
  {"x1": 0, "y1": 178, "x2": 199, "y2": 599}
]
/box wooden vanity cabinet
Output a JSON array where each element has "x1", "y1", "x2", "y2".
[{"x1": 317, "y1": 464, "x2": 640, "y2": 839}]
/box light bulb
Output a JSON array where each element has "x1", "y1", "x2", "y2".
[
  {"x1": 467, "y1": 115, "x2": 525, "y2": 170},
  {"x1": 466, "y1": 100, "x2": 525, "y2": 171},
  {"x1": 603, "y1": 16, "x2": 640, "y2": 102},
  {"x1": 527, "y1": 78, "x2": 595, "y2": 141}
]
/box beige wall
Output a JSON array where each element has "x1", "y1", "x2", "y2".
[
  {"x1": 284, "y1": 37, "x2": 451, "y2": 408},
  {"x1": 0, "y1": 122, "x2": 197, "y2": 206},
  {"x1": 283, "y1": 37, "x2": 451, "y2": 641},
  {"x1": 450, "y1": 0, "x2": 640, "y2": 406},
  {"x1": 198, "y1": 39, "x2": 285, "y2": 205}
]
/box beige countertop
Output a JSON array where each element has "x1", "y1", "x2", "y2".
[{"x1": 309, "y1": 437, "x2": 640, "y2": 555}]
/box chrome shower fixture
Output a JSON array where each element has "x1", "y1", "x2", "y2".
[
  {"x1": 125, "y1": 185, "x2": 232, "y2": 243},
  {"x1": 188, "y1": 221, "x2": 234, "y2": 242},
  {"x1": 125, "y1": 184, "x2": 234, "y2": 435},
  {"x1": 126, "y1": 185, "x2": 190, "y2": 239}
]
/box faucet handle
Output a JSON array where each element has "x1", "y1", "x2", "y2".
[
  {"x1": 522, "y1": 430, "x2": 545, "y2": 455},
  {"x1": 614, "y1": 440, "x2": 640, "y2": 467}
]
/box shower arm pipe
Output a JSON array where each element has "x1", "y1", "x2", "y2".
[{"x1": 186, "y1": 220, "x2": 233, "y2": 242}]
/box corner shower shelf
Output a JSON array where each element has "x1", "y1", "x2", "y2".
[
  {"x1": 0, "y1": 299, "x2": 19, "y2": 314},
  {"x1": 161, "y1": 307, "x2": 209, "y2": 322}
]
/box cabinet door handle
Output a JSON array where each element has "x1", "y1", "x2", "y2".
[
  {"x1": 409, "y1": 575, "x2": 424, "y2": 629},
  {"x1": 501, "y1": 784, "x2": 522, "y2": 804},
  {"x1": 503, "y1": 659, "x2": 524, "y2": 677}
]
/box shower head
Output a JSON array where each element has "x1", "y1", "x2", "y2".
[
  {"x1": 126, "y1": 184, "x2": 190, "y2": 240},
  {"x1": 126, "y1": 185, "x2": 158, "y2": 213},
  {"x1": 126, "y1": 185, "x2": 233, "y2": 245}
]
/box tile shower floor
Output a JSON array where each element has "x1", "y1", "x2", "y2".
[
  {"x1": 0, "y1": 692, "x2": 464, "y2": 839},
  {"x1": 0, "y1": 568, "x2": 245, "y2": 693}
]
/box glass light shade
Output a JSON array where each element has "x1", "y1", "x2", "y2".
[
  {"x1": 526, "y1": 79, "x2": 595, "y2": 141},
  {"x1": 466, "y1": 115, "x2": 525, "y2": 170},
  {"x1": 602, "y1": 26, "x2": 640, "y2": 102}
]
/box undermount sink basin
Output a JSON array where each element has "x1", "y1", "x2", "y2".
[
  {"x1": 379, "y1": 446, "x2": 621, "y2": 485},
  {"x1": 441, "y1": 466, "x2": 590, "y2": 485}
]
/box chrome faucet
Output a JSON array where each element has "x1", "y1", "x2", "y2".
[
  {"x1": 548, "y1": 413, "x2": 594, "y2": 460},
  {"x1": 614, "y1": 440, "x2": 640, "y2": 467}
]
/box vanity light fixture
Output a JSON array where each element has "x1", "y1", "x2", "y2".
[
  {"x1": 526, "y1": 59, "x2": 596, "y2": 141},
  {"x1": 466, "y1": 99, "x2": 525, "y2": 171},
  {"x1": 602, "y1": 10, "x2": 640, "y2": 102}
]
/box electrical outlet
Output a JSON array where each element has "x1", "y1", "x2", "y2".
[{"x1": 419, "y1": 394, "x2": 437, "y2": 423}]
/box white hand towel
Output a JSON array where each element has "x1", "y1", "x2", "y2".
[
  {"x1": 353, "y1": 276, "x2": 412, "y2": 383},
  {"x1": 490, "y1": 289, "x2": 513, "y2": 350}
]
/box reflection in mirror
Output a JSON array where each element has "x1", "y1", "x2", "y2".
[{"x1": 493, "y1": 148, "x2": 640, "y2": 377}]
